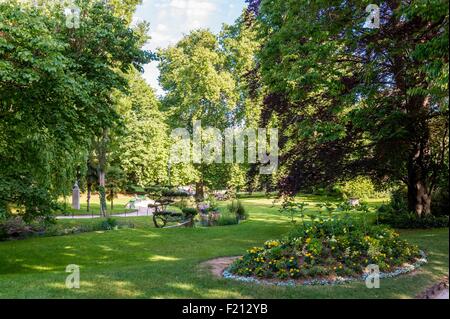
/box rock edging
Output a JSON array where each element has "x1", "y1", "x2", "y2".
[{"x1": 222, "y1": 251, "x2": 428, "y2": 287}]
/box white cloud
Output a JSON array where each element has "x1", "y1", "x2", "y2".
[{"x1": 143, "y1": 62, "x2": 164, "y2": 96}]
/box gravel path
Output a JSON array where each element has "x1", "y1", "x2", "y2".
[
  {"x1": 433, "y1": 289, "x2": 449, "y2": 299},
  {"x1": 56, "y1": 208, "x2": 155, "y2": 219},
  {"x1": 417, "y1": 277, "x2": 449, "y2": 299}
]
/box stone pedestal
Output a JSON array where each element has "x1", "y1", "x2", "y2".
[{"x1": 72, "y1": 182, "x2": 80, "y2": 210}]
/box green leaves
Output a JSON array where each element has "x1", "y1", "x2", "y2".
[
  {"x1": 0, "y1": 1, "x2": 151, "y2": 220},
  {"x1": 253, "y1": 0, "x2": 449, "y2": 204},
  {"x1": 110, "y1": 68, "x2": 170, "y2": 187},
  {"x1": 159, "y1": 29, "x2": 237, "y2": 129}
]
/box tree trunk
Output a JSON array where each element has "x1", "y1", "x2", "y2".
[
  {"x1": 407, "y1": 135, "x2": 432, "y2": 217},
  {"x1": 97, "y1": 128, "x2": 109, "y2": 217},
  {"x1": 407, "y1": 171, "x2": 432, "y2": 217},
  {"x1": 195, "y1": 182, "x2": 204, "y2": 202},
  {"x1": 98, "y1": 170, "x2": 107, "y2": 217},
  {"x1": 110, "y1": 191, "x2": 114, "y2": 211},
  {"x1": 86, "y1": 182, "x2": 91, "y2": 212}
]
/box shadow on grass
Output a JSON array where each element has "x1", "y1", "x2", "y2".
[{"x1": 0, "y1": 196, "x2": 447, "y2": 299}]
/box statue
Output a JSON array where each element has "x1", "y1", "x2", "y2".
[{"x1": 72, "y1": 181, "x2": 80, "y2": 210}]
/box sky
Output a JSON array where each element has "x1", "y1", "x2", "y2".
[{"x1": 132, "y1": 0, "x2": 247, "y2": 96}]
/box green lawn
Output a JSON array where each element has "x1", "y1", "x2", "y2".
[
  {"x1": 57, "y1": 194, "x2": 137, "y2": 216},
  {"x1": 0, "y1": 195, "x2": 448, "y2": 299}
]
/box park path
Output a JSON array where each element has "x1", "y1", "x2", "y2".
[
  {"x1": 433, "y1": 289, "x2": 449, "y2": 299},
  {"x1": 56, "y1": 208, "x2": 155, "y2": 219},
  {"x1": 417, "y1": 277, "x2": 449, "y2": 299}
]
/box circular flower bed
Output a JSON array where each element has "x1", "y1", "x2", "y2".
[{"x1": 225, "y1": 219, "x2": 427, "y2": 286}]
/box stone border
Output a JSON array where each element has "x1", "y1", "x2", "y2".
[{"x1": 221, "y1": 251, "x2": 428, "y2": 287}]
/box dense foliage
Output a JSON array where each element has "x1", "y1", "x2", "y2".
[
  {"x1": 378, "y1": 189, "x2": 449, "y2": 228},
  {"x1": 0, "y1": 215, "x2": 133, "y2": 241},
  {"x1": 334, "y1": 176, "x2": 378, "y2": 200},
  {"x1": 227, "y1": 199, "x2": 248, "y2": 220},
  {"x1": 158, "y1": 17, "x2": 261, "y2": 200},
  {"x1": 250, "y1": 0, "x2": 448, "y2": 217},
  {"x1": 0, "y1": 1, "x2": 151, "y2": 219}
]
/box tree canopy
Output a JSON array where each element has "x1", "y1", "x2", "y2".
[
  {"x1": 0, "y1": 0, "x2": 151, "y2": 219},
  {"x1": 250, "y1": 0, "x2": 448, "y2": 216}
]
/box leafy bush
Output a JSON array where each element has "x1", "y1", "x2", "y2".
[
  {"x1": 126, "y1": 185, "x2": 146, "y2": 194},
  {"x1": 172, "y1": 197, "x2": 196, "y2": 210},
  {"x1": 228, "y1": 218, "x2": 422, "y2": 280},
  {"x1": 145, "y1": 186, "x2": 191, "y2": 198},
  {"x1": 100, "y1": 218, "x2": 118, "y2": 230},
  {"x1": 377, "y1": 188, "x2": 449, "y2": 229},
  {"x1": 0, "y1": 217, "x2": 135, "y2": 241},
  {"x1": 207, "y1": 198, "x2": 219, "y2": 212},
  {"x1": 278, "y1": 197, "x2": 309, "y2": 225},
  {"x1": 431, "y1": 188, "x2": 449, "y2": 216},
  {"x1": 378, "y1": 211, "x2": 449, "y2": 229},
  {"x1": 227, "y1": 200, "x2": 248, "y2": 220},
  {"x1": 217, "y1": 212, "x2": 239, "y2": 226},
  {"x1": 162, "y1": 189, "x2": 190, "y2": 197},
  {"x1": 182, "y1": 207, "x2": 198, "y2": 218},
  {"x1": 335, "y1": 176, "x2": 376, "y2": 199},
  {"x1": 0, "y1": 216, "x2": 34, "y2": 240}
]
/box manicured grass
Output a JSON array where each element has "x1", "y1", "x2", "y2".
[
  {"x1": 0, "y1": 195, "x2": 447, "y2": 299},
  {"x1": 57, "y1": 194, "x2": 137, "y2": 216}
]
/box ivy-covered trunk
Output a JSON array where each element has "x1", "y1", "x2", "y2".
[
  {"x1": 86, "y1": 182, "x2": 92, "y2": 212},
  {"x1": 96, "y1": 128, "x2": 109, "y2": 217},
  {"x1": 98, "y1": 171, "x2": 107, "y2": 217}
]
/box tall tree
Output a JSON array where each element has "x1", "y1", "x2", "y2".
[
  {"x1": 252, "y1": 0, "x2": 448, "y2": 216},
  {"x1": 0, "y1": 0, "x2": 151, "y2": 220},
  {"x1": 85, "y1": 154, "x2": 98, "y2": 213},
  {"x1": 110, "y1": 68, "x2": 170, "y2": 187},
  {"x1": 159, "y1": 30, "x2": 238, "y2": 200}
]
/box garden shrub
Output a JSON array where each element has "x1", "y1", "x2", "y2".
[
  {"x1": 430, "y1": 188, "x2": 449, "y2": 216},
  {"x1": 99, "y1": 218, "x2": 118, "y2": 230},
  {"x1": 0, "y1": 216, "x2": 34, "y2": 240},
  {"x1": 378, "y1": 207, "x2": 449, "y2": 229},
  {"x1": 0, "y1": 217, "x2": 135, "y2": 241},
  {"x1": 227, "y1": 200, "x2": 248, "y2": 220},
  {"x1": 334, "y1": 176, "x2": 376, "y2": 199},
  {"x1": 377, "y1": 188, "x2": 449, "y2": 229},
  {"x1": 217, "y1": 212, "x2": 239, "y2": 226},
  {"x1": 173, "y1": 198, "x2": 195, "y2": 210},
  {"x1": 182, "y1": 207, "x2": 198, "y2": 219},
  {"x1": 228, "y1": 218, "x2": 422, "y2": 280},
  {"x1": 207, "y1": 198, "x2": 219, "y2": 212}
]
